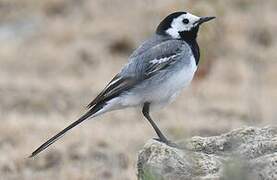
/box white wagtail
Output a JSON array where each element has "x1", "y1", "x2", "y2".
[{"x1": 30, "y1": 11, "x2": 215, "y2": 157}]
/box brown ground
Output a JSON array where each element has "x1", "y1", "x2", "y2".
[{"x1": 0, "y1": 0, "x2": 276, "y2": 179}]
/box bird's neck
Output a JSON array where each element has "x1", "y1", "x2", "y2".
[
  {"x1": 179, "y1": 26, "x2": 199, "y2": 41},
  {"x1": 178, "y1": 27, "x2": 200, "y2": 65},
  {"x1": 187, "y1": 40, "x2": 200, "y2": 65}
]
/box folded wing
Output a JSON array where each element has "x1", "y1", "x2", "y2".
[{"x1": 88, "y1": 39, "x2": 187, "y2": 108}]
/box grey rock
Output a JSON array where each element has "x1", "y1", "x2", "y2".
[{"x1": 137, "y1": 126, "x2": 277, "y2": 180}]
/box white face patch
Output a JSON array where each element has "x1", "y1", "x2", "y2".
[{"x1": 166, "y1": 13, "x2": 200, "y2": 39}]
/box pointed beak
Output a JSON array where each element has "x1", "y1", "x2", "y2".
[{"x1": 195, "y1": 16, "x2": 216, "y2": 26}]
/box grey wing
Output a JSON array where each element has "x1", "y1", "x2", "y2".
[
  {"x1": 144, "y1": 53, "x2": 179, "y2": 78},
  {"x1": 122, "y1": 39, "x2": 189, "y2": 80},
  {"x1": 88, "y1": 39, "x2": 188, "y2": 108}
]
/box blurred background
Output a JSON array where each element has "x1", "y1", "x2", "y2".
[{"x1": 0, "y1": 0, "x2": 276, "y2": 179}]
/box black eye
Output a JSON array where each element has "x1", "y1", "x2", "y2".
[{"x1": 182, "y1": 18, "x2": 189, "y2": 24}]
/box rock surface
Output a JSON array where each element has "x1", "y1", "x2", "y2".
[{"x1": 137, "y1": 127, "x2": 277, "y2": 180}]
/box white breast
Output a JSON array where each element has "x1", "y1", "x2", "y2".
[{"x1": 162, "y1": 55, "x2": 197, "y2": 97}]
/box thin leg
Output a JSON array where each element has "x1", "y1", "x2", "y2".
[{"x1": 142, "y1": 102, "x2": 169, "y2": 143}]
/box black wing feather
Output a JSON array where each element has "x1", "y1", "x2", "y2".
[{"x1": 87, "y1": 75, "x2": 137, "y2": 108}]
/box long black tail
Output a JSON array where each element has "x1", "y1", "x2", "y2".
[{"x1": 29, "y1": 104, "x2": 104, "y2": 158}]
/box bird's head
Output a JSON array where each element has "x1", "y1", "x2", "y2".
[{"x1": 156, "y1": 11, "x2": 215, "y2": 40}]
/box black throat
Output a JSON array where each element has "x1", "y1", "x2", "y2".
[{"x1": 179, "y1": 27, "x2": 200, "y2": 65}]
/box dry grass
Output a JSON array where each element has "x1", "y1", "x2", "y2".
[{"x1": 0, "y1": 0, "x2": 276, "y2": 179}]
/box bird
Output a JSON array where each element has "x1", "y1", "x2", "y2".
[{"x1": 30, "y1": 11, "x2": 215, "y2": 157}]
